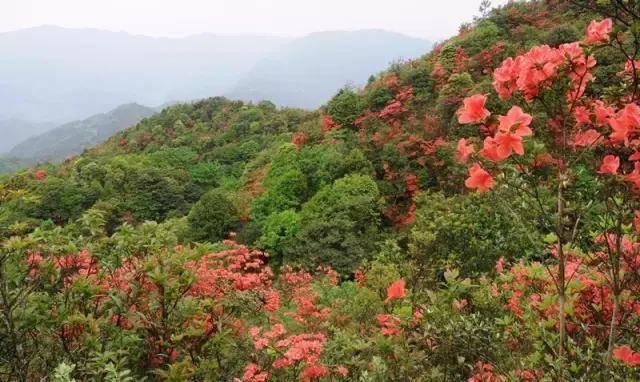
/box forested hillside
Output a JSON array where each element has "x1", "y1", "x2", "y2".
[
  {"x1": 2, "y1": 1, "x2": 640, "y2": 380},
  {"x1": 8, "y1": 103, "x2": 157, "y2": 164}
]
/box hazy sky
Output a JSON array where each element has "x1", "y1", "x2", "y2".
[{"x1": 4, "y1": 0, "x2": 511, "y2": 40}]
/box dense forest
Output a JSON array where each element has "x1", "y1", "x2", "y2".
[{"x1": 2, "y1": 0, "x2": 640, "y2": 380}]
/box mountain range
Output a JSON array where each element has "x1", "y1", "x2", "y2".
[
  {"x1": 0, "y1": 26, "x2": 430, "y2": 155},
  {"x1": 7, "y1": 103, "x2": 157, "y2": 163},
  {"x1": 225, "y1": 30, "x2": 430, "y2": 108}
]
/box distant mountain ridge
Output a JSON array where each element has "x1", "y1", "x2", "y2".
[
  {"x1": 0, "y1": 25, "x2": 291, "y2": 123},
  {"x1": 0, "y1": 119, "x2": 56, "y2": 153},
  {"x1": 0, "y1": 26, "x2": 431, "y2": 159},
  {"x1": 226, "y1": 29, "x2": 431, "y2": 108},
  {"x1": 8, "y1": 103, "x2": 156, "y2": 163}
]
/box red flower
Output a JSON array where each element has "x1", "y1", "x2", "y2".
[
  {"x1": 574, "y1": 106, "x2": 591, "y2": 126},
  {"x1": 452, "y1": 299, "x2": 468, "y2": 311},
  {"x1": 465, "y1": 163, "x2": 495, "y2": 192},
  {"x1": 491, "y1": 106, "x2": 533, "y2": 158},
  {"x1": 609, "y1": 115, "x2": 631, "y2": 144},
  {"x1": 292, "y1": 132, "x2": 306, "y2": 149},
  {"x1": 573, "y1": 129, "x2": 601, "y2": 147},
  {"x1": 494, "y1": 132, "x2": 525, "y2": 158},
  {"x1": 626, "y1": 162, "x2": 640, "y2": 188},
  {"x1": 335, "y1": 366, "x2": 349, "y2": 377},
  {"x1": 322, "y1": 115, "x2": 341, "y2": 132},
  {"x1": 610, "y1": 103, "x2": 640, "y2": 144},
  {"x1": 235, "y1": 363, "x2": 268, "y2": 382},
  {"x1": 613, "y1": 345, "x2": 640, "y2": 366},
  {"x1": 495, "y1": 257, "x2": 504, "y2": 273},
  {"x1": 456, "y1": 138, "x2": 475, "y2": 163},
  {"x1": 585, "y1": 18, "x2": 613, "y2": 44},
  {"x1": 405, "y1": 174, "x2": 420, "y2": 197},
  {"x1": 301, "y1": 364, "x2": 328, "y2": 382},
  {"x1": 376, "y1": 314, "x2": 401, "y2": 336},
  {"x1": 34, "y1": 170, "x2": 47, "y2": 180},
  {"x1": 457, "y1": 94, "x2": 490, "y2": 124},
  {"x1": 498, "y1": 106, "x2": 533, "y2": 137},
  {"x1": 480, "y1": 137, "x2": 507, "y2": 162},
  {"x1": 385, "y1": 279, "x2": 406, "y2": 303},
  {"x1": 597, "y1": 155, "x2": 620, "y2": 175}
]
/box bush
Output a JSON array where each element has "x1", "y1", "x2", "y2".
[
  {"x1": 284, "y1": 174, "x2": 383, "y2": 275},
  {"x1": 187, "y1": 189, "x2": 240, "y2": 242}
]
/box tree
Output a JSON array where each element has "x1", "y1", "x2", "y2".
[
  {"x1": 453, "y1": 14, "x2": 640, "y2": 376},
  {"x1": 187, "y1": 190, "x2": 240, "y2": 242},
  {"x1": 284, "y1": 174, "x2": 383, "y2": 275},
  {"x1": 479, "y1": 0, "x2": 492, "y2": 17}
]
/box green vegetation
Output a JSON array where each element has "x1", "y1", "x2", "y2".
[{"x1": 2, "y1": 1, "x2": 640, "y2": 381}]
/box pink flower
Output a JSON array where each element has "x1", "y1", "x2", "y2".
[
  {"x1": 456, "y1": 138, "x2": 475, "y2": 163},
  {"x1": 494, "y1": 132, "x2": 525, "y2": 158},
  {"x1": 452, "y1": 299, "x2": 468, "y2": 311},
  {"x1": 465, "y1": 163, "x2": 495, "y2": 192},
  {"x1": 626, "y1": 163, "x2": 640, "y2": 188},
  {"x1": 498, "y1": 106, "x2": 533, "y2": 137},
  {"x1": 34, "y1": 170, "x2": 47, "y2": 180},
  {"x1": 613, "y1": 345, "x2": 640, "y2": 366},
  {"x1": 585, "y1": 18, "x2": 613, "y2": 44},
  {"x1": 495, "y1": 257, "x2": 504, "y2": 273},
  {"x1": 385, "y1": 279, "x2": 406, "y2": 303},
  {"x1": 598, "y1": 155, "x2": 620, "y2": 175},
  {"x1": 457, "y1": 94, "x2": 490, "y2": 124},
  {"x1": 573, "y1": 129, "x2": 601, "y2": 147},
  {"x1": 480, "y1": 137, "x2": 507, "y2": 162},
  {"x1": 335, "y1": 366, "x2": 349, "y2": 377}
]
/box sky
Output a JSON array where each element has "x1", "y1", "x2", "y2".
[{"x1": 3, "y1": 0, "x2": 511, "y2": 40}]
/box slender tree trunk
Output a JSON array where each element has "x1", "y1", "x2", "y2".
[
  {"x1": 606, "y1": 293, "x2": 620, "y2": 365},
  {"x1": 556, "y1": 176, "x2": 567, "y2": 382}
]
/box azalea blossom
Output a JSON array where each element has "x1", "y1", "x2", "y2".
[
  {"x1": 385, "y1": 278, "x2": 406, "y2": 303},
  {"x1": 574, "y1": 106, "x2": 591, "y2": 126},
  {"x1": 336, "y1": 366, "x2": 349, "y2": 377},
  {"x1": 34, "y1": 170, "x2": 47, "y2": 180},
  {"x1": 609, "y1": 103, "x2": 640, "y2": 145},
  {"x1": 452, "y1": 299, "x2": 468, "y2": 311},
  {"x1": 613, "y1": 345, "x2": 640, "y2": 366},
  {"x1": 465, "y1": 163, "x2": 495, "y2": 192},
  {"x1": 480, "y1": 137, "x2": 507, "y2": 162},
  {"x1": 494, "y1": 132, "x2": 525, "y2": 158},
  {"x1": 597, "y1": 155, "x2": 620, "y2": 175},
  {"x1": 495, "y1": 257, "x2": 504, "y2": 273},
  {"x1": 498, "y1": 106, "x2": 533, "y2": 137},
  {"x1": 626, "y1": 162, "x2": 640, "y2": 188},
  {"x1": 585, "y1": 18, "x2": 613, "y2": 44},
  {"x1": 594, "y1": 100, "x2": 614, "y2": 126},
  {"x1": 573, "y1": 129, "x2": 601, "y2": 147},
  {"x1": 493, "y1": 43, "x2": 595, "y2": 102},
  {"x1": 456, "y1": 138, "x2": 475, "y2": 163},
  {"x1": 457, "y1": 94, "x2": 490, "y2": 124}
]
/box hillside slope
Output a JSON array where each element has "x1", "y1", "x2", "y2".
[
  {"x1": 0, "y1": 118, "x2": 55, "y2": 153},
  {"x1": 8, "y1": 103, "x2": 156, "y2": 163},
  {"x1": 3, "y1": 1, "x2": 640, "y2": 381}
]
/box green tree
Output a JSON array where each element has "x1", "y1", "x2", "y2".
[
  {"x1": 284, "y1": 174, "x2": 383, "y2": 275},
  {"x1": 187, "y1": 189, "x2": 240, "y2": 242}
]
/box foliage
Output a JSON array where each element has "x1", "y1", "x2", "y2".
[
  {"x1": 187, "y1": 189, "x2": 240, "y2": 242},
  {"x1": 3, "y1": 1, "x2": 640, "y2": 381}
]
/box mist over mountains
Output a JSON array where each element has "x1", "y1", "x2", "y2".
[
  {"x1": 226, "y1": 30, "x2": 430, "y2": 108},
  {"x1": 0, "y1": 25, "x2": 290, "y2": 124},
  {"x1": 8, "y1": 103, "x2": 157, "y2": 163},
  {"x1": 0, "y1": 25, "x2": 430, "y2": 156}
]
